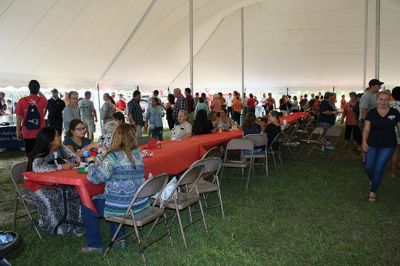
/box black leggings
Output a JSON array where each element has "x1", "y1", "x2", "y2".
[{"x1": 345, "y1": 125, "x2": 362, "y2": 145}]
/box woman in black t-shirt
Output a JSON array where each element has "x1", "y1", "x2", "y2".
[
  {"x1": 192, "y1": 109, "x2": 214, "y2": 136},
  {"x1": 363, "y1": 91, "x2": 400, "y2": 202}
]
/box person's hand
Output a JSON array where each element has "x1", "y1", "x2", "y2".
[
  {"x1": 62, "y1": 162, "x2": 75, "y2": 170},
  {"x1": 87, "y1": 143, "x2": 99, "y2": 150},
  {"x1": 16, "y1": 130, "x2": 22, "y2": 141},
  {"x1": 362, "y1": 142, "x2": 369, "y2": 153}
]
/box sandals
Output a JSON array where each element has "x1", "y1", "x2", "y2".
[{"x1": 368, "y1": 193, "x2": 377, "y2": 202}]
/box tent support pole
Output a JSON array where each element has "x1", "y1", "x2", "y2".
[
  {"x1": 375, "y1": 0, "x2": 380, "y2": 79},
  {"x1": 241, "y1": 7, "x2": 244, "y2": 97},
  {"x1": 189, "y1": 0, "x2": 194, "y2": 93},
  {"x1": 363, "y1": 0, "x2": 368, "y2": 89},
  {"x1": 96, "y1": 83, "x2": 102, "y2": 131}
]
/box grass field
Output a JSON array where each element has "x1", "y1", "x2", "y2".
[{"x1": 1, "y1": 131, "x2": 400, "y2": 265}]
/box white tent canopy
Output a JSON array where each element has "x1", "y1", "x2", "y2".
[{"x1": 0, "y1": 0, "x2": 399, "y2": 90}]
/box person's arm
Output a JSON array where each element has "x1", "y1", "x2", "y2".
[
  {"x1": 102, "y1": 105, "x2": 108, "y2": 125},
  {"x1": 183, "y1": 124, "x2": 192, "y2": 138},
  {"x1": 87, "y1": 155, "x2": 113, "y2": 184},
  {"x1": 60, "y1": 145, "x2": 81, "y2": 165},
  {"x1": 340, "y1": 104, "x2": 347, "y2": 123},
  {"x1": 362, "y1": 120, "x2": 370, "y2": 153},
  {"x1": 360, "y1": 108, "x2": 368, "y2": 121},
  {"x1": 16, "y1": 114, "x2": 23, "y2": 141},
  {"x1": 92, "y1": 106, "x2": 98, "y2": 122}
]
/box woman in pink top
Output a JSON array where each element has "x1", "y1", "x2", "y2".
[
  {"x1": 341, "y1": 92, "x2": 361, "y2": 151},
  {"x1": 210, "y1": 94, "x2": 222, "y2": 115}
]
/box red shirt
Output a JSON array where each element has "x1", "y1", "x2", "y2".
[
  {"x1": 116, "y1": 99, "x2": 126, "y2": 111},
  {"x1": 247, "y1": 98, "x2": 257, "y2": 108},
  {"x1": 16, "y1": 95, "x2": 48, "y2": 139},
  {"x1": 343, "y1": 100, "x2": 357, "y2": 125}
]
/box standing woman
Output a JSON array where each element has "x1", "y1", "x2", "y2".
[
  {"x1": 363, "y1": 91, "x2": 400, "y2": 202},
  {"x1": 165, "y1": 94, "x2": 175, "y2": 130},
  {"x1": 388, "y1": 86, "x2": 400, "y2": 177},
  {"x1": 147, "y1": 97, "x2": 164, "y2": 140}
]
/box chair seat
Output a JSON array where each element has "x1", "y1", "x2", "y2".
[
  {"x1": 222, "y1": 160, "x2": 250, "y2": 168},
  {"x1": 196, "y1": 179, "x2": 218, "y2": 194},
  {"x1": 244, "y1": 150, "x2": 266, "y2": 159},
  {"x1": 106, "y1": 206, "x2": 164, "y2": 227},
  {"x1": 164, "y1": 192, "x2": 199, "y2": 210}
]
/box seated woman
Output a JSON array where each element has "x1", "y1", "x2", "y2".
[
  {"x1": 27, "y1": 127, "x2": 81, "y2": 235},
  {"x1": 265, "y1": 111, "x2": 282, "y2": 149},
  {"x1": 63, "y1": 119, "x2": 97, "y2": 158},
  {"x1": 209, "y1": 111, "x2": 218, "y2": 128},
  {"x1": 192, "y1": 109, "x2": 215, "y2": 135},
  {"x1": 216, "y1": 108, "x2": 235, "y2": 130},
  {"x1": 242, "y1": 112, "x2": 261, "y2": 136},
  {"x1": 99, "y1": 121, "x2": 119, "y2": 149},
  {"x1": 171, "y1": 110, "x2": 192, "y2": 140},
  {"x1": 112, "y1": 112, "x2": 125, "y2": 124},
  {"x1": 81, "y1": 124, "x2": 149, "y2": 254}
]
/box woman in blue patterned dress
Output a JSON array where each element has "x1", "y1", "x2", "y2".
[{"x1": 81, "y1": 123, "x2": 149, "y2": 254}]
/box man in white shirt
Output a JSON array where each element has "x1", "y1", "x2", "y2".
[
  {"x1": 226, "y1": 93, "x2": 232, "y2": 117},
  {"x1": 171, "y1": 110, "x2": 192, "y2": 140}
]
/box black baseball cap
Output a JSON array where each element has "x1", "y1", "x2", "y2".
[{"x1": 368, "y1": 79, "x2": 384, "y2": 86}]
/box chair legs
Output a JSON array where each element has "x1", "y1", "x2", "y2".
[
  {"x1": 174, "y1": 204, "x2": 188, "y2": 249},
  {"x1": 14, "y1": 194, "x2": 43, "y2": 240}
]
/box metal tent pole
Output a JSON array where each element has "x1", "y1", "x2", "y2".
[
  {"x1": 96, "y1": 83, "x2": 102, "y2": 131},
  {"x1": 241, "y1": 7, "x2": 245, "y2": 97},
  {"x1": 189, "y1": 0, "x2": 194, "y2": 93},
  {"x1": 375, "y1": 0, "x2": 380, "y2": 79},
  {"x1": 363, "y1": 0, "x2": 368, "y2": 89}
]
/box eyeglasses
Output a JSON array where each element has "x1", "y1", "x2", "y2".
[{"x1": 74, "y1": 127, "x2": 86, "y2": 131}]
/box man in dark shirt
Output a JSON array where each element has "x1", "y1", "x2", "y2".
[
  {"x1": 185, "y1": 88, "x2": 195, "y2": 124},
  {"x1": 47, "y1": 88, "x2": 65, "y2": 134},
  {"x1": 128, "y1": 90, "x2": 144, "y2": 137}
]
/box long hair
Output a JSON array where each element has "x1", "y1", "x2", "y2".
[
  {"x1": 27, "y1": 127, "x2": 57, "y2": 171},
  {"x1": 107, "y1": 124, "x2": 138, "y2": 163},
  {"x1": 242, "y1": 112, "x2": 256, "y2": 129},
  {"x1": 67, "y1": 119, "x2": 84, "y2": 137},
  {"x1": 193, "y1": 109, "x2": 209, "y2": 135}
]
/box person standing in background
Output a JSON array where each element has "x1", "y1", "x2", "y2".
[
  {"x1": 201, "y1": 92, "x2": 209, "y2": 109},
  {"x1": 185, "y1": 88, "x2": 195, "y2": 124},
  {"x1": 226, "y1": 93, "x2": 233, "y2": 117},
  {"x1": 172, "y1": 88, "x2": 188, "y2": 125},
  {"x1": 110, "y1": 92, "x2": 116, "y2": 106},
  {"x1": 15, "y1": 80, "x2": 48, "y2": 157},
  {"x1": 78, "y1": 91, "x2": 97, "y2": 141},
  {"x1": 247, "y1": 93, "x2": 258, "y2": 114},
  {"x1": 194, "y1": 92, "x2": 200, "y2": 107},
  {"x1": 341, "y1": 92, "x2": 361, "y2": 151},
  {"x1": 115, "y1": 94, "x2": 126, "y2": 112},
  {"x1": 340, "y1": 95, "x2": 347, "y2": 112},
  {"x1": 388, "y1": 86, "x2": 400, "y2": 177},
  {"x1": 128, "y1": 90, "x2": 144, "y2": 137},
  {"x1": 219, "y1": 92, "x2": 226, "y2": 109},
  {"x1": 101, "y1": 93, "x2": 115, "y2": 127},
  {"x1": 0, "y1": 92, "x2": 7, "y2": 115},
  {"x1": 242, "y1": 93, "x2": 249, "y2": 115},
  {"x1": 47, "y1": 88, "x2": 65, "y2": 134},
  {"x1": 165, "y1": 94, "x2": 176, "y2": 130},
  {"x1": 62, "y1": 91, "x2": 80, "y2": 135},
  {"x1": 266, "y1": 92, "x2": 276, "y2": 113},
  {"x1": 231, "y1": 91, "x2": 243, "y2": 124}
]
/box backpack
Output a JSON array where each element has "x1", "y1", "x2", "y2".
[{"x1": 24, "y1": 97, "x2": 41, "y2": 130}]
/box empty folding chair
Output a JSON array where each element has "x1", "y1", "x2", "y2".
[
  {"x1": 244, "y1": 134, "x2": 269, "y2": 176},
  {"x1": 266, "y1": 132, "x2": 284, "y2": 169},
  {"x1": 323, "y1": 127, "x2": 342, "y2": 158},
  {"x1": 10, "y1": 162, "x2": 42, "y2": 240},
  {"x1": 299, "y1": 127, "x2": 325, "y2": 156},
  {"x1": 220, "y1": 138, "x2": 254, "y2": 191},
  {"x1": 163, "y1": 165, "x2": 206, "y2": 249},
  {"x1": 202, "y1": 146, "x2": 224, "y2": 159},
  {"x1": 185, "y1": 158, "x2": 225, "y2": 219},
  {"x1": 103, "y1": 174, "x2": 171, "y2": 265},
  {"x1": 280, "y1": 124, "x2": 301, "y2": 161}
]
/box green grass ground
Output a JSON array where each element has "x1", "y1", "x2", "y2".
[{"x1": 1, "y1": 130, "x2": 399, "y2": 265}]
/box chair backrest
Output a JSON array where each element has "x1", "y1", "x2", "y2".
[
  {"x1": 244, "y1": 134, "x2": 268, "y2": 147},
  {"x1": 267, "y1": 131, "x2": 284, "y2": 150},
  {"x1": 202, "y1": 146, "x2": 223, "y2": 159},
  {"x1": 134, "y1": 173, "x2": 170, "y2": 200},
  {"x1": 226, "y1": 138, "x2": 254, "y2": 152},
  {"x1": 191, "y1": 157, "x2": 222, "y2": 175},
  {"x1": 11, "y1": 162, "x2": 28, "y2": 186},
  {"x1": 308, "y1": 127, "x2": 325, "y2": 140}
]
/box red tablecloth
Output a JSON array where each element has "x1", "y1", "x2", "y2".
[
  {"x1": 24, "y1": 130, "x2": 243, "y2": 213},
  {"x1": 279, "y1": 112, "x2": 306, "y2": 124}
]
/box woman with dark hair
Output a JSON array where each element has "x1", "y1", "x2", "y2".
[
  {"x1": 341, "y1": 92, "x2": 362, "y2": 151},
  {"x1": 389, "y1": 86, "x2": 400, "y2": 177},
  {"x1": 27, "y1": 127, "x2": 81, "y2": 235},
  {"x1": 81, "y1": 123, "x2": 148, "y2": 253},
  {"x1": 165, "y1": 94, "x2": 175, "y2": 130},
  {"x1": 112, "y1": 112, "x2": 125, "y2": 124},
  {"x1": 194, "y1": 96, "x2": 208, "y2": 117},
  {"x1": 265, "y1": 111, "x2": 282, "y2": 149},
  {"x1": 242, "y1": 112, "x2": 261, "y2": 136},
  {"x1": 216, "y1": 108, "x2": 235, "y2": 130},
  {"x1": 192, "y1": 109, "x2": 214, "y2": 135},
  {"x1": 63, "y1": 119, "x2": 97, "y2": 158}
]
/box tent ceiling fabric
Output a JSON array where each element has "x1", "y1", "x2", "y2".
[{"x1": 0, "y1": 0, "x2": 399, "y2": 89}]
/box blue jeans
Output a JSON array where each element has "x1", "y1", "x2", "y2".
[
  {"x1": 150, "y1": 127, "x2": 163, "y2": 140},
  {"x1": 365, "y1": 146, "x2": 395, "y2": 193},
  {"x1": 81, "y1": 199, "x2": 125, "y2": 248}
]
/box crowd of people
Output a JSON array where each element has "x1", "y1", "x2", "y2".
[{"x1": 5, "y1": 78, "x2": 400, "y2": 254}]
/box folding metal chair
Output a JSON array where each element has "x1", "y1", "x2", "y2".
[
  {"x1": 201, "y1": 146, "x2": 224, "y2": 159},
  {"x1": 280, "y1": 123, "x2": 301, "y2": 161},
  {"x1": 163, "y1": 165, "x2": 206, "y2": 249},
  {"x1": 10, "y1": 162, "x2": 42, "y2": 240},
  {"x1": 323, "y1": 127, "x2": 342, "y2": 159},
  {"x1": 220, "y1": 138, "x2": 254, "y2": 191},
  {"x1": 103, "y1": 174, "x2": 171, "y2": 265},
  {"x1": 299, "y1": 127, "x2": 325, "y2": 156},
  {"x1": 267, "y1": 132, "x2": 284, "y2": 169},
  {"x1": 244, "y1": 134, "x2": 269, "y2": 176},
  {"x1": 185, "y1": 158, "x2": 225, "y2": 219}
]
